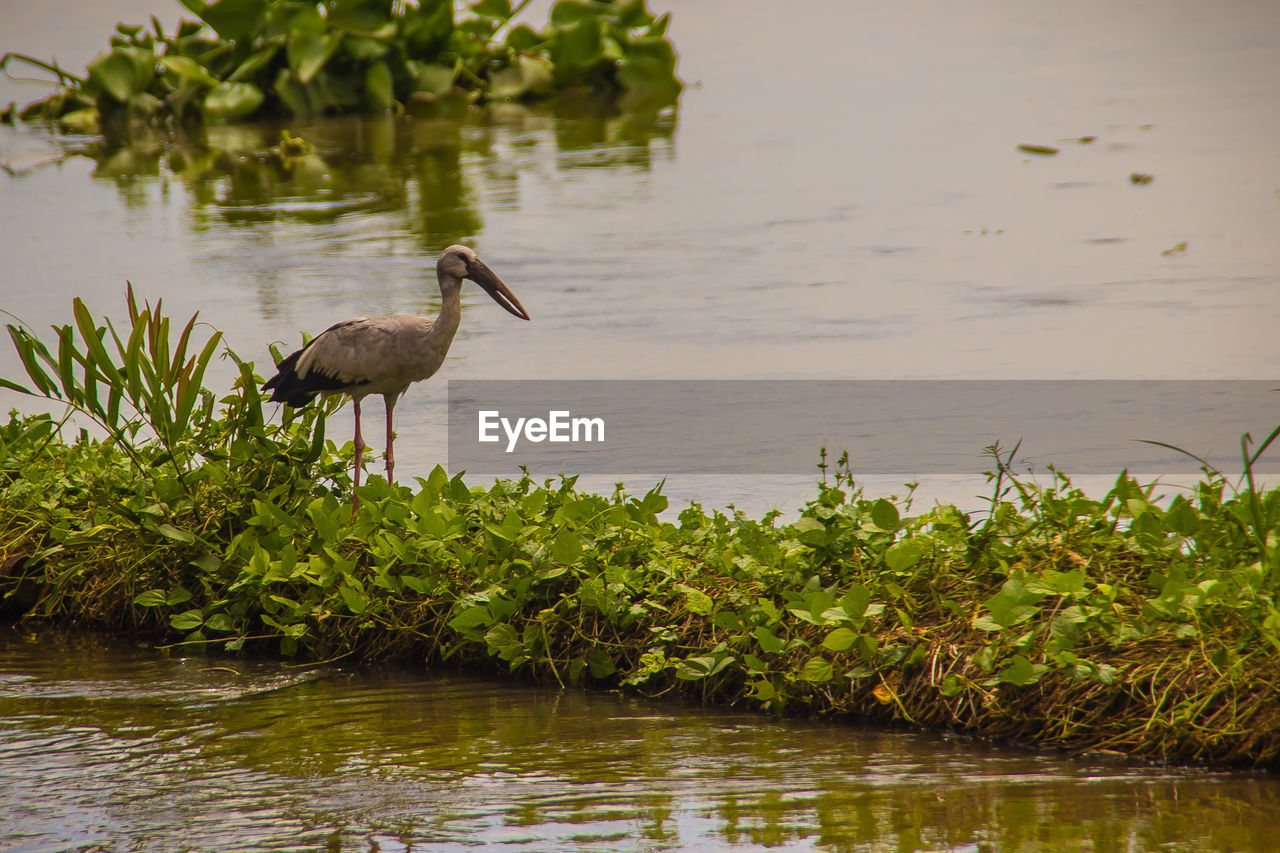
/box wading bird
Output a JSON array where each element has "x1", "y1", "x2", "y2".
[{"x1": 263, "y1": 245, "x2": 530, "y2": 513}]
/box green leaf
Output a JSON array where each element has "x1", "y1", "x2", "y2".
[
  {"x1": 884, "y1": 539, "x2": 922, "y2": 571},
  {"x1": 364, "y1": 60, "x2": 394, "y2": 110},
  {"x1": 841, "y1": 584, "x2": 871, "y2": 619},
  {"x1": 754, "y1": 625, "x2": 783, "y2": 654},
  {"x1": 488, "y1": 64, "x2": 525, "y2": 100},
  {"x1": 506, "y1": 24, "x2": 541, "y2": 52},
  {"x1": 870, "y1": 499, "x2": 900, "y2": 531},
  {"x1": 87, "y1": 47, "x2": 155, "y2": 103},
  {"x1": 471, "y1": 0, "x2": 512, "y2": 20},
  {"x1": 403, "y1": 0, "x2": 454, "y2": 54},
  {"x1": 227, "y1": 42, "x2": 282, "y2": 83},
  {"x1": 613, "y1": 0, "x2": 655, "y2": 28},
  {"x1": 751, "y1": 679, "x2": 778, "y2": 701},
  {"x1": 792, "y1": 515, "x2": 829, "y2": 546},
  {"x1": 550, "y1": 0, "x2": 599, "y2": 26},
  {"x1": 134, "y1": 589, "x2": 168, "y2": 607},
  {"x1": 554, "y1": 19, "x2": 603, "y2": 68},
  {"x1": 288, "y1": 31, "x2": 342, "y2": 85},
  {"x1": 328, "y1": 0, "x2": 396, "y2": 37},
  {"x1": 401, "y1": 574, "x2": 432, "y2": 594},
  {"x1": 0, "y1": 374, "x2": 36, "y2": 393},
  {"x1": 203, "y1": 81, "x2": 264, "y2": 119},
  {"x1": 409, "y1": 61, "x2": 455, "y2": 95},
  {"x1": 159, "y1": 55, "x2": 219, "y2": 88},
  {"x1": 338, "y1": 583, "x2": 368, "y2": 614},
  {"x1": 676, "y1": 584, "x2": 714, "y2": 616},
  {"x1": 195, "y1": 0, "x2": 268, "y2": 42},
  {"x1": 675, "y1": 655, "x2": 715, "y2": 680},
  {"x1": 170, "y1": 610, "x2": 205, "y2": 631},
  {"x1": 587, "y1": 648, "x2": 617, "y2": 678},
  {"x1": 998, "y1": 654, "x2": 1042, "y2": 685},
  {"x1": 155, "y1": 523, "x2": 196, "y2": 544},
  {"x1": 205, "y1": 613, "x2": 235, "y2": 632},
  {"x1": 448, "y1": 604, "x2": 492, "y2": 632},
  {"x1": 616, "y1": 36, "x2": 680, "y2": 102},
  {"x1": 797, "y1": 657, "x2": 834, "y2": 683},
  {"x1": 166, "y1": 586, "x2": 194, "y2": 605},
  {"x1": 551, "y1": 526, "x2": 582, "y2": 564},
  {"x1": 822, "y1": 627, "x2": 858, "y2": 652},
  {"x1": 272, "y1": 69, "x2": 313, "y2": 117},
  {"x1": 343, "y1": 36, "x2": 390, "y2": 61},
  {"x1": 7, "y1": 329, "x2": 56, "y2": 398}
]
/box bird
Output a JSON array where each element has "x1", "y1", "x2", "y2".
[{"x1": 262, "y1": 245, "x2": 530, "y2": 514}]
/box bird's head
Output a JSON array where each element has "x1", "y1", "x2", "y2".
[{"x1": 438, "y1": 245, "x2": 531, "y2": 321}]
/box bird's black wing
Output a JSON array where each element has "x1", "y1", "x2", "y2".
[{"x1": 263, "y1": 320, "x2": 369, "y2": 407}]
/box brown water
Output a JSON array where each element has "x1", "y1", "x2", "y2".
[
  {"x1": 1, "y1": 2, "x2": 1279, "y2": 847},
  {"x1": 1, "y1": 626, "x2": 1275, "y2": 852}
]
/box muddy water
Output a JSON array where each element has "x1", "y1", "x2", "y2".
[{"x1": 1, "y1": 627, "x2": 1275, "y2": 852}]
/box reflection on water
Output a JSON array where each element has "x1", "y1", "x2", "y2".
[
  {"x1": 85, "y1": 106, "x2": 674, "y2": 249},
  {"x1": 0, "y1": 626, "x2": 1275, "y2": 852}
]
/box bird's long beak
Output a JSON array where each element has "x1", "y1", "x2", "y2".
[{"x1": 469, "y1": 260, "x2": 531, "y2": 321}]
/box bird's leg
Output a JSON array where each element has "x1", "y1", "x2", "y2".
[
  {"x1": 351, "y1": 398, "x2": 365, "y2": 517},
  {"x1": 384, "y1": 395, "x2": 396, "y2": 484}
]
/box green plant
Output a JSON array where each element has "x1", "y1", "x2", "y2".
[
  {"x1": 3, "y1": 293, "x2": 1280, "y2": 769},
  {"x1": 1, "y1": 0, "x2": 682, "y2": 137}
]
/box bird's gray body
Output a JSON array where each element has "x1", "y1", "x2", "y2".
[
  {"x1": 262, "y1": 244, "x2": 529, "y2": 510},
  {"x1": 293, "y1": 309, "x2": 459, "y2": 403}
]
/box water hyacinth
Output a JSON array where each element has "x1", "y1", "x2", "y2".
[
  {"x1": 2, "y1": 292, "x2": 1280, "y2": 770},
  {"x1": 0, "y1": 0, "x2": 682, "y2": 137}
]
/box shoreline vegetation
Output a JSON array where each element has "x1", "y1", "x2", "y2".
[
  {"x1": 0, "y1": 0, "x2": 682, "y2": 138},
  {"x1": 2, "y1": 293, "x2": 1279, "y2": 771}
]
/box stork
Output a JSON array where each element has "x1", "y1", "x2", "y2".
[{"x1": 262, "y1": 245, "x2": 530, "y2": 514}]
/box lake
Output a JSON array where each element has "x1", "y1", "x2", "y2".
[
  {"x1": 2, "y1": 0, "x2": 1277, "y2": 511},
  {"x1": 1, "y1": 0, "x2": 1278, "y2": 848}
]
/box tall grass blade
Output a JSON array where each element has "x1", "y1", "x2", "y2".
[
  {"x1": 73, "y1": 299, "x2": 119, "y2": 386},
  {"x1": 170, "y1": 314, "x2": 198, "y2": 385},
  {"x1": 55, "y1": 326, "x2": 82, "y2": 406},
  {"x1": 1136, "y1": 438, "x2": 1223, "y2": 480},
  {"x1": 8, "y1": 327, "x2": 60, "y2": 398}
]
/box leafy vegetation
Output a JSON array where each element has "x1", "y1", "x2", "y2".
[
  {"x1": 1, "y1": 0, "x2": 681, "y2": 137},
  {"x1": 2, "y1": 293, "x2": 1280, "y2": 770}
]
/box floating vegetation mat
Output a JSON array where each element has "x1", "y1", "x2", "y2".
[
  {"x1": 1, "y1": 0, "x2": 682, "y2": 137},
  {"x1": 2, "y1": 292, "x2": 1279, "y2": 770}
]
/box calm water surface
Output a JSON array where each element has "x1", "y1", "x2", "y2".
[
  {"x1": 1, "y1": 627, "x2": 1276, "y2": 852},
  {"x1": 1, "y1": 0, "x2": 1277, "y2": 510},
  {"x1": 1, "y1": 2, "x2": 1279, "y2": 848}
]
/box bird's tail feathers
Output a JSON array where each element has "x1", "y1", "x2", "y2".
[{"x1": 262, "y1": 348, "x2": 320, "y2": 407}]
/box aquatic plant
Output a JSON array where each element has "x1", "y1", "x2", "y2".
[
  {"x1": 0, "y1": 0, "x2": 681, "y2": 137},
  {"x1": 2, "y1": 293, "x2": 1280, "y2": 770}
]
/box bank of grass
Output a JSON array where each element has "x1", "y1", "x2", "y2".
[{"x1": 2, "y1": 293, "x2": 1279, "y2": 770}]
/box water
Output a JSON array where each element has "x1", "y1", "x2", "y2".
[
  {"x1": 1, "y1": 2, "x2": 1279, "y2": 847},
  {"x1": 1, "y1": 626, "x2": 1275, "y2": 852},
  {"x1": 2, "y1": 0, "x2": 1278, "y2": 512}
]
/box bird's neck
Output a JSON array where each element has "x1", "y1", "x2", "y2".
[{"x1": 435, "y1": 276, "x2": 463, "y2": 339}]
